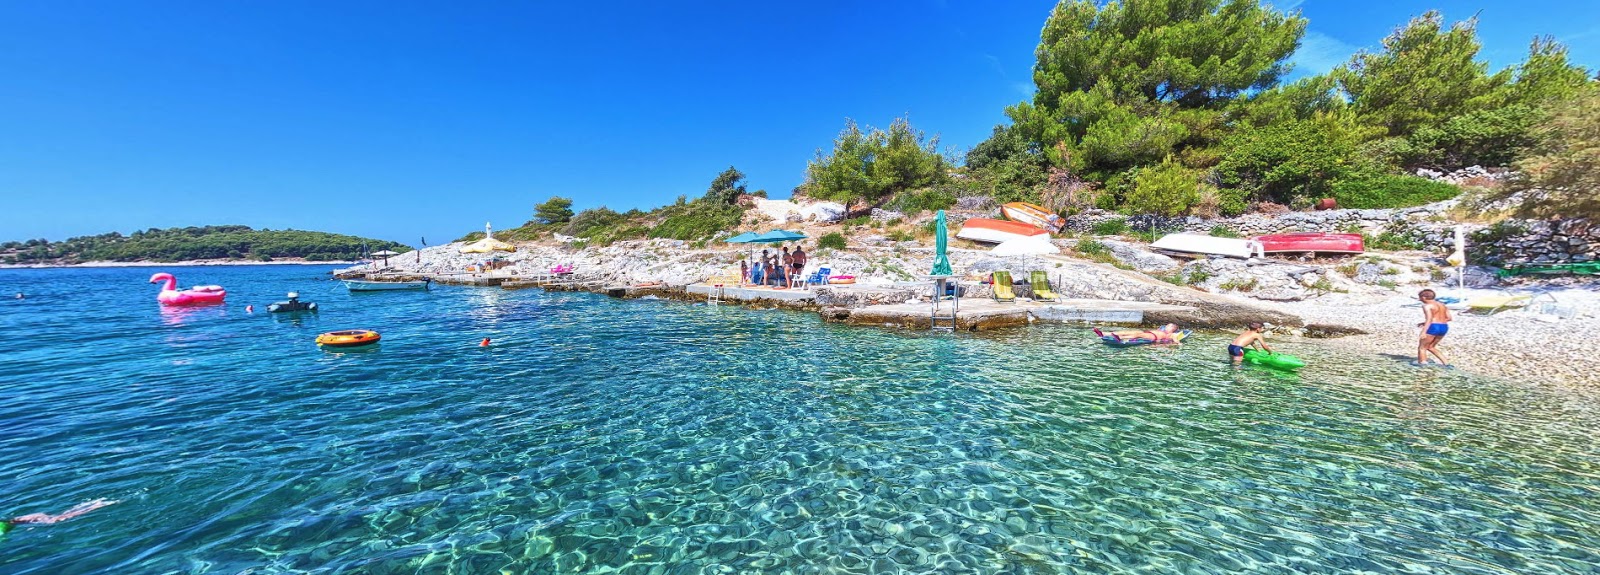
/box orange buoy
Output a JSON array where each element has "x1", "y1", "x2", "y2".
[{"x1": 480, "y1": 338, "x2": 491, "y2": 347}]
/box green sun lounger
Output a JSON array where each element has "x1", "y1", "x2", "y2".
[
  {"x1": 1030, "y1": 271, "x2": 1060, "y2": 302},
  {"x1": 991, "y1": 270, "x2": 1016, "y2": 303}
]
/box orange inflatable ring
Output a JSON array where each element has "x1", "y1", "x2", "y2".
[
  {"x1": 828, "y1": 275, "x2": 857, "y2": 285},
  {"x1": 316, "y1": 329, "x2": 382, "y2": 348}
]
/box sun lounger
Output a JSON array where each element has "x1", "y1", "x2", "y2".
[
  {"x1": 1029, "y1": 271, "x2": 1060, "y2": 302},
  {"x1": 991, "y1": 271, "x2": 1017, "y2": 303},
  {"x1": 1466, "y1": 294, "x2": 1532, "y2": 314}
]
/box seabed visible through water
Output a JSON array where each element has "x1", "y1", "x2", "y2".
[{"x1": 3, "y1": 265, "x2": 1599, "y2": 574}]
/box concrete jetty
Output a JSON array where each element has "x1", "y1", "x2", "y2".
[{"x1": 824, "y1": 298, "x2": 1191, "y2": 331}]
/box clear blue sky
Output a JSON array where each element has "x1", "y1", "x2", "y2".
[{"x1": 3, "y1": 1, "x2": 1595, "y2": 246}]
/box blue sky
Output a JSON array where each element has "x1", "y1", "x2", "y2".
[{"x1": 2, "y1": 1, "x2": 1596, "y2": 246}]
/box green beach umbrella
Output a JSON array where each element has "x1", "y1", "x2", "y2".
[{"x1": 932, "y1": 210, "x2": 952, "y2": 276}]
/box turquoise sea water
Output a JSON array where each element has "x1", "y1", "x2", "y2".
[{"x1": 3, "y1": 265, "x2": 1600, "y2": 574}]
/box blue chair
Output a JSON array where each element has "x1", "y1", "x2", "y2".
[{"x1": 805, "y1": 267, "x2": 832, "y2": 288}]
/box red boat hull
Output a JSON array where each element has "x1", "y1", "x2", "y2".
[{"x1": 1252, "y1": 232, "x2": 1365, "y2": 254}]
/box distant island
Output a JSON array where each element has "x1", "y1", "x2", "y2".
[{"x1": 1, "y1": 225, "x2": 410, "y2": 266}]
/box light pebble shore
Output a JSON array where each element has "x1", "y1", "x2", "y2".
[
  {"x1": 1267, "y1": 289, "x2": 1600, "y2": 395},
  {"x1": 0, "y1": 259, "x2": 356, "y2": 269}
]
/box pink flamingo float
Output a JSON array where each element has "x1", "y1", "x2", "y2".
[{"x1": 149, "y1": 272, "x2": 227, "y2": 306}]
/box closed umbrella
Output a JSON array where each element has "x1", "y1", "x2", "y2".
[
  {"x1": 932, "y1": 210, "x2": 952, "y2": 276},
  {"x1": 460, "y1": 222, "x2": 517, "y2": 254}
]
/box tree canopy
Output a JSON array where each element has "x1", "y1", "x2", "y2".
[
  {"x1": 962, "y1": 0, "x2": 1595, "y2": 216},
  {"x1": 803, "y1": 117, "x2": 947, "y2": 204},
  {"x1": 534, "y1": 196, "x2": 575, "y2": 224}
]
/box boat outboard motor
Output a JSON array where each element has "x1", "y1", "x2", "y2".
[{"x1": 267, "y1": 291, "x2": 318, "y2": 313}]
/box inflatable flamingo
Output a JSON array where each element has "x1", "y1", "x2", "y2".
[{"x1": 149, "y1": 272, "x2": 227, "y2": 306}]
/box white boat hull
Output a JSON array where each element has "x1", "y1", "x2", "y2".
[{"x1": 1149, "y1": 234, "x2": 1264, "y2": 259}]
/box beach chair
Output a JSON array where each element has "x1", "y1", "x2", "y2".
[
  {"x1": 804, "y1": 266, "x2": 832, "y2": 288},
  {"x1": 1029, "y1": 271, "x2": 1060, "y2": 302},
  {"x1": 991, "y1": 271, "x2": 1017, "y2": 303},
  {"x1": 1466, "y1": 294, "x2": 1533, "y2": 314}
]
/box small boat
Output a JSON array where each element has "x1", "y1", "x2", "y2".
[
  {"x1": 267, "y1": 292, "x2": 317, "y2": 313},
  {"x1": 956, "y1": 218, "x2": 1051, "y2": 244},
  {"x1": 344, "y1": 279, "x2": 430, "y2": 292},
  {"x1": 1252, "y1": 232, "x2": 1364, "y2": 255},
  {"x1": 316, "y1": 329, "x2": 381, "y2": 348},
  {"x1": 1150, "y1": 234, "x2": 1264, "y2": 259},
  {"x1": 1000, "y1": 202, "x2": 1065, "y2": 233}
]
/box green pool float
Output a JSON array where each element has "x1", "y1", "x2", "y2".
[{"x1": 1243, "y1": 349, "x2": 1305, "y2": 371}]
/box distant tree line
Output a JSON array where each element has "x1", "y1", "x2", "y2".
[{"x1": 0, "y1": 225, "x2": 410, "y2": 264}]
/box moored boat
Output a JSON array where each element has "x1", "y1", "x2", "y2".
[
  {"x1": 1150, "y1": 233, "x2": 1264, "y2": 259},
  {"x1": 956, "y1": 218, "x2": 1051, "y2": 244},
  {"x1": 344, "y1": 279, "x2": 430, "y2": 292},
  {"x1": 1252, "y1": 232, "x2": 1365, "y2": 254},
  {"x1": 999, "y1": 202, "x2": 1065, "y2": 233}
]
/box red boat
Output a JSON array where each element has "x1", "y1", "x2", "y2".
[{"x1": 1252, "y1": 232, "x2": 1365, "y2": 254}]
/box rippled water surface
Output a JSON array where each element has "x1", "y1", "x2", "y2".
[{"x1": 4, "y1": 266, "x2": 1600, "y2": 574}]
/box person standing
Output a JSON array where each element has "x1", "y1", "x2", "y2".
[
  {"x1": 1414, "y1": 289, "x2": 1453, "y2": 367},
  {"x1": 791, "y1": 245, "x2": 807, "y2": 284},
  {"x1": 739, "y1": 259, "x2": 749, "y2": 286}
]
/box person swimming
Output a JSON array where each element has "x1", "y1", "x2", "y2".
[{"x1": 2, "y1": 499, "x2": 118, "y2": 538}]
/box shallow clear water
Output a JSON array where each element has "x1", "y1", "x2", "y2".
[{"x1": 3, "y1": 265, "x2": 1600, "y2": 574}]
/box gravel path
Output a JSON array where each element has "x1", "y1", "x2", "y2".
[{"x1": 1267, "y1": 287, "x2": 1600, "y2": 395}]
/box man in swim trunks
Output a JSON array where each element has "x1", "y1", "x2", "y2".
[
  {"x1": 1097, "y1": 323, "x2": 1181, "y2": 343},
  {"x1": 1415, "y1": 289, "x2": 1452, "y2": 366},
  {"x1": 1229, "y1": 321, "x2": 1274, "y2": 364},
  {"x1": 791, "y1": 245, "x2": 807, "y2": 281}
]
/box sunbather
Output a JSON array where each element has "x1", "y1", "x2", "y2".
[{"x1": 1095, "y1": 324, "x2": 1181, "y2": 343}]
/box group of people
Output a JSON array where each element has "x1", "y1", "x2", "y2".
[
  {"x1": 1101, "y1": 289, "x2": 1454, "y2": 368},
  {"x1": 741, "y1": 245, "x2": 807, "y2": 287}
]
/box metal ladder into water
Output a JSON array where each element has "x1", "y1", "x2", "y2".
[{"x1": 930, "y1": 278, "x2": 958, "y2": 331}]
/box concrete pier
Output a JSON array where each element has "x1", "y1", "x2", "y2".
[{"x1": 828, "y1": 298, "x2": 1193, "y2": 331}]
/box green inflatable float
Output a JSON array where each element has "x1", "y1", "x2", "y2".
[{"x1": 1243, "y1": 349, "x2": 1305, "y2": 371}]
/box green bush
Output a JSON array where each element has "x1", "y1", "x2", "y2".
[
  {"x1": 817, "y1": 232, "x2": 848, "y2": 250},
  {"x1": 1208, "y1": 225, "x2": 1240, "y2": 238},
  {"x1": 650, "y1": 201, "x2": 743, "y2": 241},
  {"x1": 1332, "y1": 173, "x2": 1460, "y2": 209},
  {"x1": 1090, "y1": 218, "x2": 1128, "y2": 236},
  {"x1": 1124, "y1": 160, "x2": 1200, "y2": 216},
  {"x1": 888, "y1": 188, "x2": 957, "y2": 213}
]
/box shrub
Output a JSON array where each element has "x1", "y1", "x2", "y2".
[
  {"x1": 1124, "y1": 159, "x2": 1200, "y2": 216},
  {"x1": 1090, "y1": 218, "x2": 1129, "y2": 236},
  {"x1": 1332, "y1": 173, "x2": 1460, "y2": 209},
  {"x1": 1366, "y1": 231, "x2": 1423, "y2": 251},
  {"x1": 650, "y1": 201, "x2": 744, "y2": 241},
  {"x1": 887, "y1": 229, "x2": 916, "y2": 242},
  {"x1": 1208, "y1": 225, "x2": 1240, "y2": 238},
  {"x1": 817, "y1": 232, "x2": 847, "y2": 250},
  {"x1": 889, "y1": 188, "x2": 957, "y2": 213},
  {"x1": 840, "y1": 216, "x2": 871, "y2": 228}
]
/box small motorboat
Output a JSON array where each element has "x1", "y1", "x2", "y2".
[
  {"x1": 149, "y1": 273, "x2": 227, "y2": 306},
  {"x1": 267, "y1": 292, "x2": 317, "y2": 313},
  {"x1": 316, "y1": 329, "x2": 381, "y2": 348},
  {"x1": 1000, "y1": 202, "x2": 1065, "y2": 233},
  {"x1": 345, "y1": 279, "x2": 430, "y2": 292},
  {"x1": 1252, "y1": 232, "x2": 1364, "y2": 255},
  {"x1": 1150, "y1": 234, "x2": 1264, "y2": 259},
  {"x1": 956, "y1": 218, "x2": 1051, "y2": 244}
]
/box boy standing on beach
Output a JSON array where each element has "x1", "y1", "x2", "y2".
[
  {"x1": 1229, "y1": 322, "x2": 1273, "y2": 365},
  {"x1": 1415, "y1": 289, "x2": 1452, "y2": 366}
]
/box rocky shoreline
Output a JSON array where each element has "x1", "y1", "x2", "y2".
[{"x1": 331, "y1": 199, "x2": 1597, "y2": 391}]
